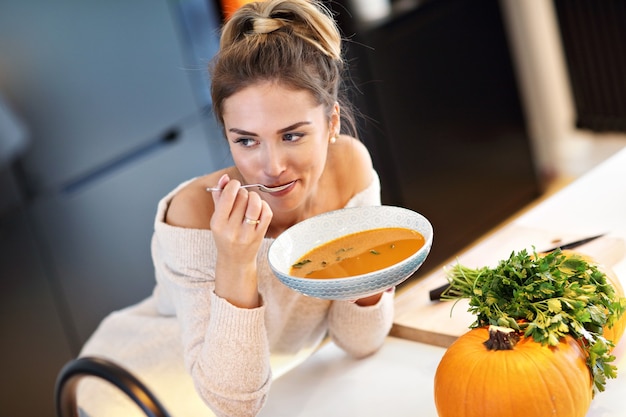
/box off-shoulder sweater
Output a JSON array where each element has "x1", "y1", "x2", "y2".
[{"x1": 78, "y1": 170, "x2": 394, "y2": 417}]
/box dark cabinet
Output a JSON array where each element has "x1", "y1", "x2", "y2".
[{"x1": 331, "y1": 0, "x2": 540, "y2": 278}]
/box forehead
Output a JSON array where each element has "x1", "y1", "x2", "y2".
[{"x1": 222, "y1": 82, "x2": 324, "y2": 126}]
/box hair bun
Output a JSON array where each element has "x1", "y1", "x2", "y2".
[{"x1": 253, "y1": 16, "x2": 286, "y2": 34}]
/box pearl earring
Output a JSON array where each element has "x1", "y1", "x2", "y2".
[{"x1": 330, "y1": 132, "x2": 338, "y2": 144}]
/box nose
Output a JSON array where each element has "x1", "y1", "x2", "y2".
[{"x1": 262, "y1": 143, "x2": 287, "y2": 178}]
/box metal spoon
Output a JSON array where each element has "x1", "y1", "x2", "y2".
[{"x1": 206, "y1": 181, "x2": 295, "y2": 194}]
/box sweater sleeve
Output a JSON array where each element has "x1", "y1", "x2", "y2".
[
  {"x1": 327, "y1": 289, "x2": 395, "y2": 358},
  {"x1": 151, "y1": 187, "x2": 271, "y2": 417}
]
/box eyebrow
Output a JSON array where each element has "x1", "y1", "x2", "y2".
[
  {"x1": 228, "y1": 121, "x2": 312, "y2": 136},
  {"x1": 277, "y1": 121, "x2": 311, "y2": 134}
]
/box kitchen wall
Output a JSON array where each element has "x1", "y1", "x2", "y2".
[
  {"x1": 500, "y1": 0, "x2": 626, "y2": 181},
  {"x1": 0, "y1": 1, "x2": 229, "y2": 416}
]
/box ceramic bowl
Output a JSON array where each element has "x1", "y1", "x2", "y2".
[{"x1": 268, "y1": 205, "x2": 433, "y2": 300}]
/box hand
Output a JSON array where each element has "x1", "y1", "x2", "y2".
[
  {"x1": 353, "y1": 287, "x2": 395, "y2": 307},
  {"x1": 210, "y1": 174, "x2": 273, "y2": 308}
]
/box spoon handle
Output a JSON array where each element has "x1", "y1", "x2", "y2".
[{"x1": 206, "y1": 184, "x2": 258, "y2": 192}]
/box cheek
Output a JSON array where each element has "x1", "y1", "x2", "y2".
[
  {"x1": 299, "y1": 145, "x2": 329, "y2": 177},
  {"x1": 230, "y1": 148, "x2": 259, "y2": 175},
  {"x1": 295, "y1": 141, "x2": 326, "y2": 164}
]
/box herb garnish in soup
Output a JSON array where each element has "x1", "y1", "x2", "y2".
[{"x1": 290, "y1": 227, "x2": 425, "y2": 279}]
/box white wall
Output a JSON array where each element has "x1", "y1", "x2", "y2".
[{"x1": 500, "y1": 0, "x2": 626, "y2": 181}]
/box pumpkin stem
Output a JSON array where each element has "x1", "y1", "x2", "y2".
[{"x1": 483, "y1": 325, "x2": 520, "y2": 350}]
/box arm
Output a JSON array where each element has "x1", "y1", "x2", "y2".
[
  {"x1": 153, "y1": 246, "x2": 272, "y2": 416},
  {"x1": 328, "y1": 290, "x2": 395, "y2": 358},
  {"x1": 152, "y1": 174, "x2": 273, "y2": 417}
]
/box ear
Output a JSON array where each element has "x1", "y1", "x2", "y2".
[{"x1": 329, "y1": 102, "x2": 341, "y2": 136}]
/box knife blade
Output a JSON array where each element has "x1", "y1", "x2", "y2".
[
  {"x1": 540, "y1": 233, "x2": 605, "y2": 253},
  {"x1": 428, "y1": 233, "x2": 606, "y2": 301}
]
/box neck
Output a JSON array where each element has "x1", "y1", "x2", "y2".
[{"x1": 266, "y1": 187, "x2": 322, "y2": 238}]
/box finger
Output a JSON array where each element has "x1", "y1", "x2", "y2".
[
  {"x1": 259, "y1": 200, "x2": 273, "y2": 225},
  {"x1": 229, "y1": 186, "x2": 250, "y2": 225},
  {"x1": 243, "y1": 191, "x2": 264, "y2": 226},
  {"x1": 217, "y1": 174, "x2": 230, "y2": 189},
  {"x1": 244, "y1": 200, "x2": 273, "y2": 232},
  {"x1": 257, "y1": 201, "x2": 273, "y2": 234},
  {"x1": 209, "y1": 174, "x2": 230, "y2": 200},
  {"x1": 211, "y1": 179, "x2": 242, "y2": 224}
]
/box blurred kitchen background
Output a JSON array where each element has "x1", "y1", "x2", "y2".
[{"x1": 1, "y1": 0, "x2": 625, "y2": 415}]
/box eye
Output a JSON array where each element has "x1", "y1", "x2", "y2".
[
  {"x1": 234, "y1": 137, "x2": 258, "y2": 148},
  {"x1": 283, "y1": 132, "x2": 304, "y2": 142}
]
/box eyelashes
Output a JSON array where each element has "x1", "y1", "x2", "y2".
[
  {"x1": 233, "y1": 132, "x2": 306, "y2": 147},
  {"x1": 283, "y1": 132, "x2": 305, "y2": 142},
  {"x1": 233, "y1": 137, "x2": 256, "y2": 146}
]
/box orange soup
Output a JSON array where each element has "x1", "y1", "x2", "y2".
[{"x1": 290, "y1": 227, "x2": 425, "y2": 279}]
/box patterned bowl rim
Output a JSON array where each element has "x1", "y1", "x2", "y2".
[{"x1": 268, "y1": 205, "x2": 433, "y2": 283}]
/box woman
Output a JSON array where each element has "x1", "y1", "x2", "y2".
[{"x1": 79, "y1": 1, "x2": 393, "y2": 416}]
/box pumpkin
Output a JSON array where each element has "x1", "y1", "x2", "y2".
[{"x1": 434, "y1": 326, "x2": 592, "y2": 417}]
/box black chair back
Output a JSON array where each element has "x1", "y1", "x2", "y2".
[{"x1": 55, "y1": 356, "x2": 172, "y2": 417}]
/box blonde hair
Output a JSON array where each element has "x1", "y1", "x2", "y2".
[{"x1": 210, "y1": 0, "x2": 356, "y2": 135}]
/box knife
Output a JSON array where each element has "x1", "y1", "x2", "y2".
[{"x1": 428, "y1": 233, "x2": 605, "y2": 301}]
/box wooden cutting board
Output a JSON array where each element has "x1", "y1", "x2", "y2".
[{"x1": 391, "y1": 224, "x2": 625, "y2": 347}]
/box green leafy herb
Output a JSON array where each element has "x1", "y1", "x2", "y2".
[
  {"x1": 291, "y1": 259, "x2": 311, "y2": 269},
  {"x1": 335, "y1": 247, "x2": 353, "y2": 254},
  {"x1": 370, "y1": 250, "x2": 381, "y2": 255},
  {"x1": 443, "y1": 248, "x2": 626, "y2": 394}
]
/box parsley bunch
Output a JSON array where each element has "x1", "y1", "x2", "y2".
[{"x1": 443, "y1": 248, "x2": 626, "y2": 393}]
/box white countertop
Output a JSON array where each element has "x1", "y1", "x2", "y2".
[
  {"x1": 259, "y1": 336, "x2": 626, "y2": 417},
  {"x1": 259, "y1": 147, "x2": 626, "y2": 417}
]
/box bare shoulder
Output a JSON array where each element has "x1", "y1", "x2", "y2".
[
  {"x1": 332, "y1": 135, "x2": 374, "y2": 192},
  {"x1": 165, "y1": 168, "x2": 233, "y2": 229}
]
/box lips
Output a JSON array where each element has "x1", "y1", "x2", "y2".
[{"x1": 268, "y1": 180, "x2": 296, "y2": 195}]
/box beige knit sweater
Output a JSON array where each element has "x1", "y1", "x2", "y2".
[{"x1": 78, "y1": 170, "x2": 394, "y2": 417}]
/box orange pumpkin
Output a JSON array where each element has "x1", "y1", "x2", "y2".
[{"x1": 434, "y1": 326, "x2": 592, "y2": 417}]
